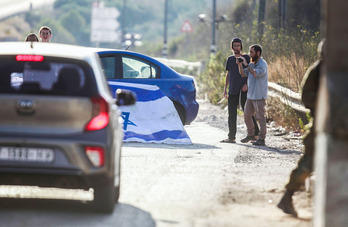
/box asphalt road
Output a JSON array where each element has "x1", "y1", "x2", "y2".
[{"x1": 0, "y1": 100, "x2": 312, "y2": 227}]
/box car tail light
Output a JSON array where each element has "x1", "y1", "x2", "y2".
[
  {"x1": 85, "y1": 146, "x2": 104, "y2": 167},
  {"x1": 16, "y1": 55, "x2": 44, "y2": 62},
  {"x1": 85, "y1": 97, "x2": 109, "y2": 131}
]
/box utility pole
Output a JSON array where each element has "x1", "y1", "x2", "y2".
[
  {"x1": 211, "y1": 0, "x2": 216, "y2": 55},
  {"x1": 252, "y1": 0, "x2": 256, "y2": 11},
  {"x1": 258, "y1": 0, "x2": 266, "y2": 40},
  {"x1": 121, "y1": 0, "x2": 127, "y2": 48},
  {"x1": 278, "y1": 0, "x2": 287, "y2": 29},
  {"x1": 162, "y1": 0, "x2": 168, "y2": 58},
  {"x1": 29, "y1": 2, "x2": 33, "y2": 32}
]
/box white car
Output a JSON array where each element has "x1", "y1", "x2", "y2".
[{"x1": 0, "y1": 42, "x2": 135, "y2": 213}]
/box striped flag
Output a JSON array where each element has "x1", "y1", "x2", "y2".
[{"x1": 109, "y1": 81, "x2": 192, "y2": 144}]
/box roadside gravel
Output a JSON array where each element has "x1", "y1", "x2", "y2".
[{"x1": 193, "y1": 98, "x2": 313, "y2": 225}]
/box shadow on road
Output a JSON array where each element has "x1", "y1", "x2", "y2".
[
  {"x1": 236, "y1": 142, "x2": 302, "y2": 155},
  {"x1": 123, "y1": 142, "x2": 221, "y2": 150},
  {"x1": 0, "y1": 198, "x2": 156, "y2": 227}
]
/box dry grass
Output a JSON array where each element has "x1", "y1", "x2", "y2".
[
  {"x1": 266, "y1": 96, "x2": 303, "y2": 131},
  {"x1": 268, "y1": 54, "x2": 308, "y2": 93},
  {"x1": 267, "y1": 55, "x2": 311, "y2": 131}
]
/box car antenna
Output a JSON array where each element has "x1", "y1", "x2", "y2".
[{"x1": 125, "y1": 34, "x2": 142, "y2": 50}]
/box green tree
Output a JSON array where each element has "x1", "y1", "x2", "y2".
[
  {"x1": 286, "y1": 0, "x2": 321, "y2": 32},
  {"x1": 54, "y1": 0, "x2": 93, "y2": 9},
  {"x1": 60, "y1": 10, "x2": 90, "y2": 46},
  {"x1": 36, "y1": 18, "x2": 76, "y2": 44},
  {"x1": 197, "y1": 51, "x2": 227, "y2": 104}
]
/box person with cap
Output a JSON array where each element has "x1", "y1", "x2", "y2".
[
  {"x1": 277, "y1": 40, "x2": 325, "y2": 217},
  {"x1": 221, "y1": 37, "x2": 259, "y2": 143}
]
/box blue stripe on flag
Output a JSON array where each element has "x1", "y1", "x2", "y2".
[
  {"x1": 124, "y1": 130, "x2": 189, "y2": 141},
  {"x1": 108, "y1": 82, "x2": 165, "y2": 102}
]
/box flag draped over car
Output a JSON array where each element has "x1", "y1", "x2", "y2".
[{"x1": 109, "y1": 81, "x2": 192, "y2": 144}]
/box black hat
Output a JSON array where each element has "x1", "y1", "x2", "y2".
[{"x1": 231, "y1": 37, "x2": 243, "y2": 50}]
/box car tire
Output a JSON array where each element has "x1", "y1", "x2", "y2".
[
  {"x1": 173, "y1": 102, "x2": 186, "y2": 125},
  {"x1": 93, "y1": 178, "x2": 116, "y2": 213},
  {"x1": 114, "y1": 185, "x2": 120, "y2": 203}
]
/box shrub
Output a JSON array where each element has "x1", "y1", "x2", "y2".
[
  {"x1": 197, "y1": 22, "x2": 320, "y2": 130},
  {"x1": 197, "y1": 51, "x2": 227, "y2": 105},
  {"x1": 262, "y1": 26, "x2": 320, "y2": 92},
  {"x1": 266, "y1": 97, "x2": 302, "y2": 131}
]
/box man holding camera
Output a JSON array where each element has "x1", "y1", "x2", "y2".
[
  {"x1": 237, "y1": 44, "x2": 268, "y2": 146},
  {"x1": 221, "y1": 38, "x2": 259, "y2": 143}
]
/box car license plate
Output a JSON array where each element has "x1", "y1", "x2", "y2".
[{"x1": 0, "y1": 147, "x2": 54, "y2": 162}]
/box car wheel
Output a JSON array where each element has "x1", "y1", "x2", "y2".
[
  {"x1": 173, "y1": 102, "x2": 186, "y2": 125},
  {"x1": 93, "y1": 178, "x2": 116, "y2": 213},
  {"x1": 114, "y1": 185, "x2": 120, "y2": 203}
]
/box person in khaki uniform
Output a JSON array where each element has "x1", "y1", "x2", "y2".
[{"x1": 277, "y1": 40, "x2": 325, "y2": 217}]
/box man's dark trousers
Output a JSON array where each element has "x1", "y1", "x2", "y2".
[{"x1": 228, "y1": 91, "x2": 259, "y2": 140}]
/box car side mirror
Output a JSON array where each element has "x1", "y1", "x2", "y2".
[{"x1": 115, "y1": 89, "x2": 136, "y2": 106}]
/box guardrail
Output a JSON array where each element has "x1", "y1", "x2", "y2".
[
  {"x1": 157, "y1": 58, "x2": 309, "y2": 114},
  {"x1": 268, "y1": 82, "x2": 308, "y2": 114},
  {"x1": 155, "y1": 58, "x2": 202, "y2": 70},
  {"x1": 155, "y1": 58, "x2": 203, "y2": 75}
]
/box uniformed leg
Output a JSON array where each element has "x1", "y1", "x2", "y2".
[{"x1": 278, "y1": 127, "x2": 314, "y2": 217}]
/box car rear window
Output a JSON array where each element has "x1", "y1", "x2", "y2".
[
  {"x1": 0, "y1": 56, "x2": 98, "y2": 97},
  {"x1": 122, "y1": 56, "x2": 158, "y2": 79},
  {"x1": 99, "y1": 54, "x2": 159, "y2": 79}
]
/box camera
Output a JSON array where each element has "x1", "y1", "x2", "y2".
[{"x1": 237, "y1": 58, "x2": 244, "y2": 62}]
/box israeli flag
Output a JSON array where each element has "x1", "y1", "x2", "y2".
[{"x1": 109, "y1": 81, "x2": 192, "y2": 144}]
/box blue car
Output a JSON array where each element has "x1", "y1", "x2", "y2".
[{"x1": 96, "y1": 49, "x2": 199, "y2": 125}]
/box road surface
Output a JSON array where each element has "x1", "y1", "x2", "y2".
[{"x1": 0, "y1": 99, "x2": 312, "y2": 226}]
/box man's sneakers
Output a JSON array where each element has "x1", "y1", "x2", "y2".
[
  {"x1": 240, "y1": 136, "x2": 266, "y2": 146},
  {"x1": 240, "y1": 136, "x2": 256, "y2": 143},
  {"x1": 220, "y1": 138, "x2": 236, "y2": 143},
  {"x1": 252, "y1": 139, "x2": 265, "y2": 146}
]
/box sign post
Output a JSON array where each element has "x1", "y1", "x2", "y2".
[
  {"x1": 90, "y1": 1, "x2": 120, "y2": 45},
  {"x1": 180, "y1": 20, "x2": 193, "y2": 57}
]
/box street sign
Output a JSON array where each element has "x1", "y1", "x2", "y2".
[
  {"x1": 91, "y1": 19, "x2": 120, "y2": 30},
  {"x1": 92, "y1": 7, "x2": 119, "y2": 19},
  {"x1": 181, "y1": 20, "x2": 193, "y2": 32},
  {"x1": 91, "y1": 30, "x2": 120, "y2": 43},
  {"x1": 90, "y1": 2, "x2": 120, "y2": 43}
]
